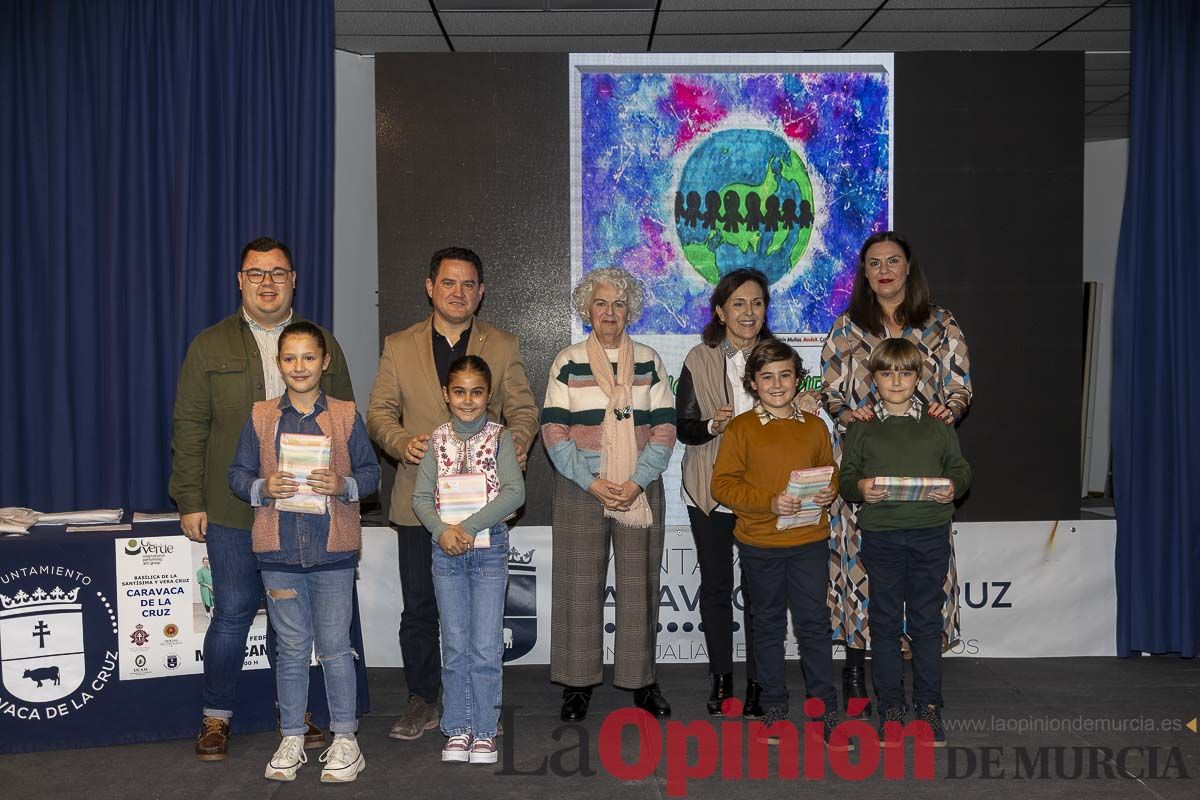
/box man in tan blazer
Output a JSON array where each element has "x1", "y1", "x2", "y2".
[{"x1": 367, "y1": 247, "x2": 539, "y2": 741}]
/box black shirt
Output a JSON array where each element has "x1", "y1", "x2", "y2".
[{"x1": 432, "y1": 322, "x2": 472, "y2": 386}]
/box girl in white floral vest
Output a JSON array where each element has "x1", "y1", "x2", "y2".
[{"x1": 412, "y1": 355, "x2": 526, "y2": 765}]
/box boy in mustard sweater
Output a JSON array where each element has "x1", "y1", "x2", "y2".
[
  {"x1": 711, "y1": 339, "x2": 844, "y2": 747},
  {"x1": 839, "y1": 338, "x2": 972, "y2": 747}
]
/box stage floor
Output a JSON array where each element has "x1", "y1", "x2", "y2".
[{"x1": 3, "y1": 658, "x2": 1197, "y2": 799}]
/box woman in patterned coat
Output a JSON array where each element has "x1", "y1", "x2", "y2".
[{"x1": 820, "y1": 230, "x2": 973, "y2": 717}]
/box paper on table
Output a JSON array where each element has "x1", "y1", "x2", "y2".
[
  {"x1": 66, "y1": 524, "x2": 133, "y2": 533},
  {"x1": 133, "y1": 512, "x2": 181, "y2": 523},
  {"x1": 873, "y1": 476, "x2": 952, "y2": 502},
  {"x1": 776, "y1": 466, "x2": 835, "y2": 530},
  {"x1": 276, "y1": 433, "x2": 332, "y2": 515},
  {"x1": 1, "y1": 507, "x2": 39, "y2": 535},
  {"x1": 35, "y1": 509, "x2": 124, "y2": 525}
]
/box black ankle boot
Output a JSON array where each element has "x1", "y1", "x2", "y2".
[
  {"x1": 842, "y1": 664, "x2": 872, "y2": 718},
  {"x1": 560, "y1": 686, "x2": 593, "y2": 722},
  {"x1": 706, "y1": 673, "x2": 734, "y2": 716},
  {"x1": 742, "y1": 680, "x2": 764, "y2": 719},
  {"x1": 633, "y1": 683, "x2": 671, "y2": 717}
]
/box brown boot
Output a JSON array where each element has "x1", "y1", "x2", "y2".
[
  {"x1": 195, "y1": 716, "x2": 230, "y2": 761},
  {"x1": 303, "y1": 712, "x2": 327, "y2": 749}
]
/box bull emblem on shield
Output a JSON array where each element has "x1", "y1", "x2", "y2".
[
  {"x1": 0, "y1": 586, "x2": 86, "y2": 703},
  {"x1": 502, "y1": 548, "x2": 537, "y2": 662}
]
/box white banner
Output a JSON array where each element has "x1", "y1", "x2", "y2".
[
  {"x1": 358, "y1": 520, "x2": 1116, "y2": 667},
  {"x1": 114, "y1": 537, "x2": 269, "y2": 680}
]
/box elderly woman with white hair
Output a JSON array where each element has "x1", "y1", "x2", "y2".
[{"x1": 541, "y1": 267, "x2": 677, "y2": 723}]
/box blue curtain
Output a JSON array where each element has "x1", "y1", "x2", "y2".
[
  {"x1": 1113, "y1": 0, "x2": 1200, "y2": 657},
  {"x1": 0, "y1": 0, "x2": 334, "y2": 512}
]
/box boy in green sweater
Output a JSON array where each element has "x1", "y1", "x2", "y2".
[{"x1": 839, "y1": 338, "x2": 972, "y2": 746}]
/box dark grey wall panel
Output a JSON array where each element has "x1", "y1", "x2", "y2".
[
  {"x1": 894, "y1": 52, "x2": 1083, "y2": 521},
  {"x1": 375, "y1": 53, "x2": 569, "y2": 525},
  {"x1": 375, "y1": 51, "x2": 1083, "y2": 524}
]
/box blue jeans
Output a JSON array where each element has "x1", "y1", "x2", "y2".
[
  {"x1": 432, "y1": 525, "x2": 508, "y2": 739},
  {"x1": 860, "y1": 524, "x2": 951, "y2": 711},
  {"x1": 738, "y1": 539, "x2": 836, "y2": 716},
  {"x1": 261, "y1": 567, "x2": 358, "y2": 736},
  {"x1": 202, "y1": 523, "x2": 274, "y2": 718}
]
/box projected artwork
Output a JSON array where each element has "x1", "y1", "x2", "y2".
[{"x1": 572, "y1": 57, "x2": 893, "y2": 336}]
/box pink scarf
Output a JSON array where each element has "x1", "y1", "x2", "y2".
[{"x1": 585, "y1": 331, "x2": 653, "y2": 528}]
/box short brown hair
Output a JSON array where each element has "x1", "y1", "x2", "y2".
[
  {"x1": 867, "y1": 338, "x2": 923, "y2": 375},
  {"x1": 742, "y1": 338, "x2": 805, "y2": 396}
]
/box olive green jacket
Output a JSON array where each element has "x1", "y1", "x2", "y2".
[{"x1": 169, "y1": 311, "x2": 355, "y2": 530}]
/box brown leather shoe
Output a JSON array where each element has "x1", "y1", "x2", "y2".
[
  {"x1": 303, "y1": 712, "x2": 326, "y2": 749},
  {"x1": 195, "y1": 716, "x2": 230, "y2": 761}
]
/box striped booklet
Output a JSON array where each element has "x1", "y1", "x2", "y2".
[
  {"x1": 276, "y1": 433, "x2": 331, "y2": 515},
  {"x1": 874, "y1": 476, "x2": 952, "y2": 502},
  {"x1": 776, "y1": 465, "x2": 835, "y2": 530},
  {"x1": 436, "y1": 473, "x2": 489, "y2": 526}
]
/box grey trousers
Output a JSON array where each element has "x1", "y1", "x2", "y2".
[{"x1": 549, "y1": 472, "x2": 665, "y2": 689}]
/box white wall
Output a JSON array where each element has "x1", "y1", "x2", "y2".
[
  {"x1": 332, "y1": 50, "x2": 379, "y2": 415},
  {"x1": 1082, "y1": 139, "x2": 1129, "y2": 496}
]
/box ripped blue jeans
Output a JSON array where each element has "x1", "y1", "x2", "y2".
[{"x1": 261, "y1": 567, "x2": 358, "y2": 736}]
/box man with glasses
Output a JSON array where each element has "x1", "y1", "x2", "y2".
[{"x1": 170, "y1": 237, "x2": 355, "y2": 761}]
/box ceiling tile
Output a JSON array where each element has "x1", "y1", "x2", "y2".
[
  {"x1": 550, "y1": 0, "x2": 656, "y2": 8},
  {"x1": 437, "y1": 0, "x2": 541, "y2": 8},
  {"x1": 866, "y1": 8, "x2": 1084, "y2": 32},
  {"x1": 1084, "y1": 68, "x2": 1129, "y2": 86},
  {"x1": 651, "y1": 32, "x2": 848, "y2": 51},
  {"x1": 1087, "y1": 97, "x2": 1130, "y2": 116},
  {"x1": 657, "y1": 9, "x2": 868, "y2": 35},
  {"x1": 847, "y1": 30, "x2": 1047, "y2": 50},
  {"x1": 335, "y1": 35, "x2": 450, "y2": 52},
  {"x1": 336, "y1": 0, "x2": 430, "y2": 9},
  {"x1": 1084, "y1": 52, "x2": 1130, "y2": 70},
  {"x1": 440, "y1": 10, "x2": 652, "y2": 35},
  {"x1": 663, "y1": 0, "x2": 877, "y2": 9},
  {"x1": 1084, "y1": 125, "x2": 1128, "y2": 137},
  {"x1": 452, "y1": 34, "x2": 647, "y2": 50},
  {"x1": 1070, "y1": 5, "x2": 1131, "y2": 31},
  {"x1": 1038, "y1": 30, "x2": 1130, "y2": 50},
  {"x1": 1085, "y1": 84, "x2": 1127, "y2": 102},
  {"x1": 886, "y1": 0, "x2": 1104, "y2": 8},
  {"x1": 336, "y1": 11, "x2": 443, "y2": 35}
]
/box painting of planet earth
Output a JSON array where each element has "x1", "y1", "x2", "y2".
[{"x1": 575, "y1": 67, "x2": 891, "y2": 336}]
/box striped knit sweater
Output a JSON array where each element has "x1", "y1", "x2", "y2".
[{"x1": 540, "y1": 339, "x2": 677, "y2": 491}]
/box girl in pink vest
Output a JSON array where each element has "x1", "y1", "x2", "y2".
[
  {"x1": 412, "y1": 355, "x2": 525, "y2": 765},
  {"x1": 229, "y1": 321, "x2": 379, "y2": 784}
]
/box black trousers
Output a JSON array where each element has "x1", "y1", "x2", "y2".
[
  {"x1": 860, "y1": 524, "x2": 951, "y2": 711},
  {"x1": 394, "y1": 523, "x2": 441, "y2": 703},
  {"x1": 687, "y1": 506, "x2": 756, "y2": 680},
  {"x1": 738, "y1": 539, "x2": 836, "y2": 712}
]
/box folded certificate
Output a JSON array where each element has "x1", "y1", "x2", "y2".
[
  {"x1": 776, "y1": 466, "x2": 835, "y2": 530},
  {"x1": 276, "y1": 433, "x2": 331, "y2": 515},
  {"x1": 437, "y1": 473, "x2": 488, "y2": 526},
  {"x1": 874, "y1": 476, "x2": 952, "y2": 502}
]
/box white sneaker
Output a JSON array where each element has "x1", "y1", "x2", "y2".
[
  {"x1": 319, "y1": 735, "x2": 365, "y2": 783},
  {"x1": 468, "y1": 736, "x2": 498, "y2": 764},
  {"x1": 441, "y1": 733, "x2": 472, "y2": 763},
  {"x1": 265, "y1": 735, "x2": 306, "y2": 781}
]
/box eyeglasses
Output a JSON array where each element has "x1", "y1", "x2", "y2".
[{"x1": 241, "y1": 268, "x2": 293, "y2": 284}]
